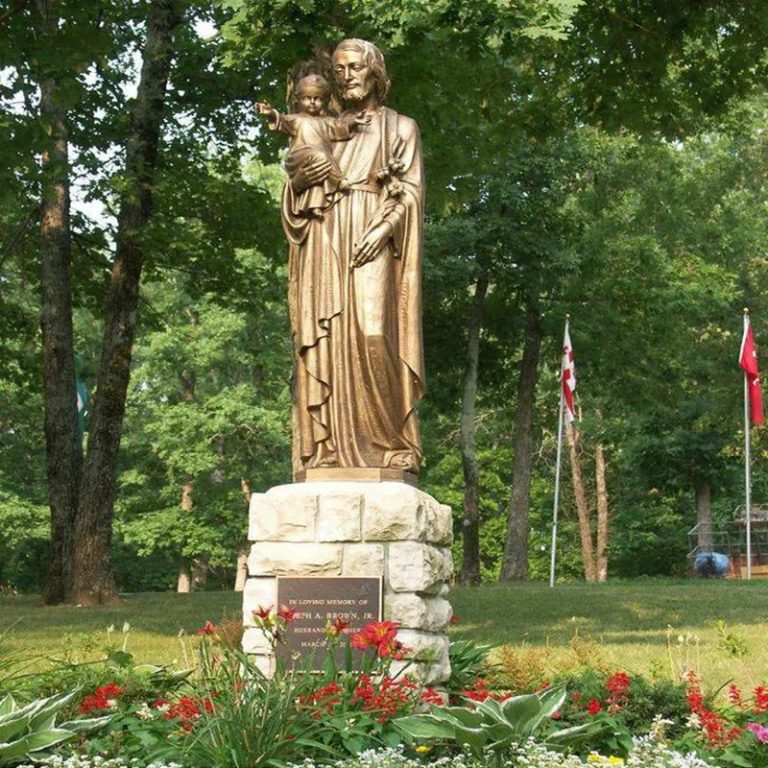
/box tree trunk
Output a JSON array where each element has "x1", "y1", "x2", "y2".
[
  {"x1": 499, "y1": 305, "x2": 543, "y2": 582},
  {"x1": 694, "y1": 477, "x2": 713, "y2": 552},
  {"x1": 71, "y1": 0, "x2": 182, "y2": 604},
  {"x1": 176, "y1": 559, "x2": 192, "y2": 593},
  {"x1": 460, "y1": 271, "x2": 489, "y2": 586},
  {"x1": 36, "y1": 0, "x2": 81, "y2": 605},
  {"x1": 235, "y1": 478, "x2": 251, "y2": 591},
  {"x1": 176, "y1": 480, "x2": 194, "y2": 593},
  {"x1": 595, "y1": 442, "x2": 609, "y2": 582},
  {"x1": 234, "y1": 550, "x2": 249, "y2": 592},
  {"x1": 192, "y1": 554, "x2": 209, "y2": 590},
  {"x1": 566, "y1": 423, "x2": 597, "y2": 581}
]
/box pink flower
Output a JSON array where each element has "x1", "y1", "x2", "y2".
[{"x1": 747, "y1": 722, "x2": 768, "y2": 743}]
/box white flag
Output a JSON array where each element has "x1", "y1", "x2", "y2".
[{"x1": 562, "y1": 321, "x2": 576, "y2": 424}]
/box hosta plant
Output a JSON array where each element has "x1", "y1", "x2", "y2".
[
  {"x1": 395, "y1": 683, "x2": 605, "y2": 763},
  {"x1": 0, "y1": 690, "x2": 110, "y2": 766}
]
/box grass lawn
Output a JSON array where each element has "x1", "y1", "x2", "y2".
[{"x1": 2, "y1": 580, "x2": 767, "y2": 689}]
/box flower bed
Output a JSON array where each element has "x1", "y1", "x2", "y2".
[{"x1": 8, "y1": 611, "x2": 768, "y2": 768}]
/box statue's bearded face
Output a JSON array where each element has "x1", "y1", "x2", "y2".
[{"x1": 333, "y1": 48, "x2": 374, "y2": 104}]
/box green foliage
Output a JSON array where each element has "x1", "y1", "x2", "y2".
[
  {"x1": 447, "y1": 640, "x2": 497, "y2": 696},
  {"x1": 0, "y1": 690, "x2": 109, "y2": 767},
  {"x1": 395, "y1": 684, "x2": 602, "y2": 761},
  {"x1": 553, "y1": 668, "x2": 690, "y2": 744},
  {"x1": 715, "y1": 621, "x2": 749, "y2": 661},
  {"x1": 0, "y1": 495, "x2": 49, "y2": 593},
  {"x1": 177, "y1": 664, "x2": 333, "y2": 767},
  {"x1": 1, "y1": 0, "x2": 768, "y2": 594}
]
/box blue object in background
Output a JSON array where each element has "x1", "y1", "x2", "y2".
[{"x1": 693, "y1": 551, "x2": 730, "y2": 577}]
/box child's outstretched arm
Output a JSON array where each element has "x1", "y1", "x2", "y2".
[{"x1": 254, "y1": 102, "x2": 281, "y2": 129}]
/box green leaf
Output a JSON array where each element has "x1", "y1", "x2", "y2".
[
  {"x1": 536, "y1": 684, "x2": 568, "y2": 720},
  {"x1": 132, "y1": 664, "x2": 164, "y2": 675},
  {"x1": 720, "y1": 749, "x2": 754, "y2": 768},
  {"x1": 107, "y1": 649, "x2": 134, "y2": 667},
  {"x1": 27, "y1": 690, "x2": 80, "y2": 731},
  {"x1": 57, "y1": 715, "x2": 112, "y2": 734},
  {"x1": 437, "y1": 706, "x2": 483, "y2": 727},
  {"x1": 394, "y1": 714, "x2": 455, "y2": 740},
  {"x1": 499, "y1": 693, "x2": 541, "y2": 734},
  {"x1": 452, "y1": 723, "x2": 488, "y2": 754},
  {"x1": 0, "y1": 728, "x2": 74, "y2": 759}
]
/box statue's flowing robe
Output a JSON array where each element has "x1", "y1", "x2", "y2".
[{"x1": 280, "y1": 106, "x2": 425, "y2": 471}]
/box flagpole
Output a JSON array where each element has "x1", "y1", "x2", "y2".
[
  {"x1": 743, "y1": 308, "x2": 752, "y2": 581},
  {"x1": 549, "y1": 315, "x2": 569, "y2": 589}
]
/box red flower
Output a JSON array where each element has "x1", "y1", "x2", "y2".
[
  {"x1": 252, "y1": 605, "x2": 274, "y2": 628},
  {"x1": 352, "y1": 674, "x2": 418, "y2": 723},
  {"x1": 165, "y1": 694, "x2": 215, "y2": 731},
  {"x1": 300, "y1": 682, "x2": 345, "y2": 718},
  {"x1": 605, "y1": 671, "x2": 631, "y2": 713},
  {"x1": 686, "y1": 672, "x2": 741, "y2": 747},
  {"x1": 79, "y1": 694, "x2": 107, "y2": 714},
  {"x1": 197, "y1": 620, "x2": 218, "y2": 636},
  {"x1": 605, "y1": 671, "x2": 630, "y2": 696},
  {"x1": 328, "y1": 616, "x2": 350, "y2": 636},
  {"x1": 459, "y1": 678, "x2": 511, "y2": 703},
  {"x1": 450, "y1": 614, "x2": 460, "y2": 624},
  {"x1": 350, "y1": 620, "x2": 400, "y2": 657},
  {"x1": 754, "y1": 686, "x2": 768, "y2": 713},
  {"x1": 95, "y1": 682, "x2": 125, "y2": 698},
  {"x1": 587, "y1": 699, "x2": 602, "y2": 715},
  {"x1": 571, "y1": 692, "x2": 582, "y2": 703},
  {"x1": 421, "y1": 688, "x2": 444, "y2": 706},
  {"x1": 277, "y1": 604, "x2": 298, "y2": 623},
  {"x1": 728, "y1": 684, "x2": 742, "y2": 706},
  {"x1": 78, "y1": 682, "x2": 125, "y2": 714},
  {"x1": 364, "y1": 621, "x2": 399, "y2": 645}
]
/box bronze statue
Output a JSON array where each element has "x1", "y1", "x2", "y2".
[{"x1": 268, "y1": 39, "x2": 425, "y2": 477}]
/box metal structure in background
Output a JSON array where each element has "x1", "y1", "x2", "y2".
[{"x1": 687, "y1": 505, "x2": 768, "y2": 578}]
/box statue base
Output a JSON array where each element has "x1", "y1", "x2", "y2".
[
  {"x1": 293, "y1": 467, "x2": 418, "y2": 485},
  {"x1": 242, "y1": 481, "x2": 453, "y2": 684}
]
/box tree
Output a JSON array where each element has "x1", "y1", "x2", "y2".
[
  {"x1": 33, "y1": 0, "x2": 82, "y2": 602},
  {"x1": 70, "y1": 0, "x2": 184, "y2": 603}
]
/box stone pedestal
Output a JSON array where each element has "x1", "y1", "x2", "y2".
[{"x1": 242, "y1": 482, "x2": 453, "y2": 684}]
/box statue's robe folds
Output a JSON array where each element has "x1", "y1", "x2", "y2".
[{"x1": 281, "y1": 106, "x2": 425, "y2": 472}]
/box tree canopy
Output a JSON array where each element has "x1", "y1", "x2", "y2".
[{"x1": 1, "y1": 0, "x2": 767, "y2": 593}]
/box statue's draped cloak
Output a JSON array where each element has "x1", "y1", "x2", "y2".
[{"x1": 280, "y1": 107, "x2": 425, "y2": 471}]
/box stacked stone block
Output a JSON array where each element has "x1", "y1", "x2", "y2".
[{"x1": 242, "y1": 482, "x2": 453, "y2": 684}]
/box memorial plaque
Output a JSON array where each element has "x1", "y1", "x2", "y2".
[{"x1": 276, "y1": 576, "x2": 382, "y2": 667}]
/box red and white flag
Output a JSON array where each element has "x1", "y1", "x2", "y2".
[
  {"x1": 562, "y1": 320, "x2": 576, "y2": 424},
  {"x1": 740, "y1": 315, "x2": 764, "y2": 426}
]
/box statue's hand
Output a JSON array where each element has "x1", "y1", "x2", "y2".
[
  {"x1": 354, "y1": 110, "x2": 372, "y2": 127},
  {"x1": 352, "y1": 221, "x2": 393, "y2": 268},
  {"x1": 291, "y1": 156, "x2": 332, "y2": 194}
]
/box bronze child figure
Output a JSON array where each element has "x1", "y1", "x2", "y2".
[{"x1": 256, "y1": 73, "x2": 369, "y2": 218}]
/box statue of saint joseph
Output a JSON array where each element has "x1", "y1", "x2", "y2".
[{"x1": 278, "y1": 39, "x2": 425, "y2": 477}]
